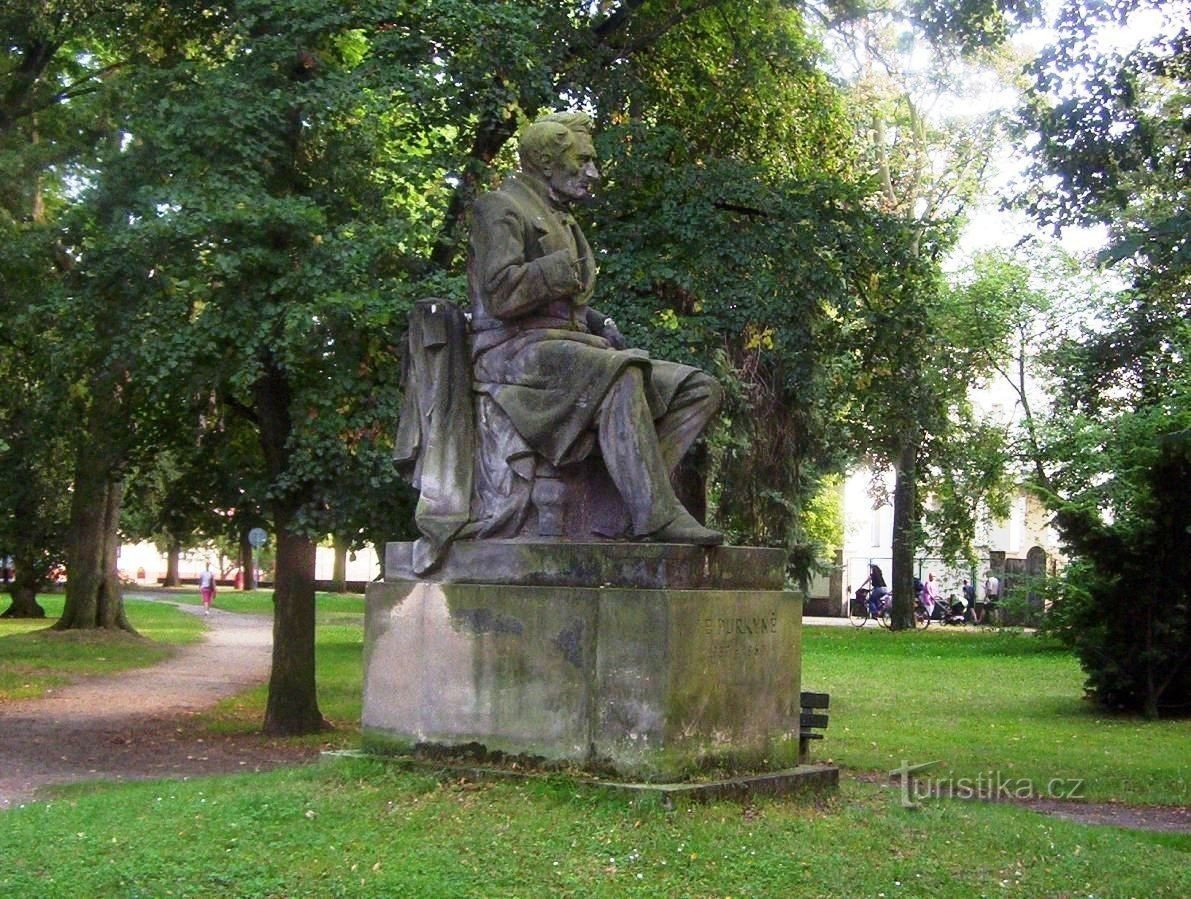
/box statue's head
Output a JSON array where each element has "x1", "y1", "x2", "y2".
[{"x1": 518, "y1": 111, "x2": 600, "y2": 207}]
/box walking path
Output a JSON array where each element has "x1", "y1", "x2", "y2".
[{"x1": 0, "y1": 600, "x2": 316, "y2": 809}]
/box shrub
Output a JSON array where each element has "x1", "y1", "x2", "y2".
[{"x1": 1043, "y1": 432, "x2": 1191, "y2": 718}]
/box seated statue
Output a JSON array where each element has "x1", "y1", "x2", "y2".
[{"x1": 396, "y1": 112, "x2": 723, "y2": 573}]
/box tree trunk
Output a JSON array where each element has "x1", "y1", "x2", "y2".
[
  {"x1": 2, "y1": 457, "x2": 48, "y2": 619},
  {"x1": 57, "y1": 370, "x2": 134, "y2": 632},
  {"x1": 263, "y1": 506, "x2": 329, "y2": 735},
  {"x1": 239, "y1": 530, "x2": 257, "y2": 589},
  {"x1": 331, "y1": 535, "x2": 348, "y2": 593},
  {"x1": 1, "y1": 567, "x2": 46, "y2": 619},
  {"x1": 256, "y1": 360, "x2": 328, "y2": 735},
  {"x1": 163, "y1": 542, "x2": 181, "y2": 586},
  {"x1": 57, "y1": 473, "x2": 131, "y2": 631},
  {"x1": 890, "y1": 438, "x2": 918, "y2": 631}
]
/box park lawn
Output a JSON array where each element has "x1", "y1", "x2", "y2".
[
  {"x1": 162, "y1": 587, "x2": 365, "y2": 619},
  {"x1": 0, "y1": 595, "x2": 205, "y2": 701},
  {"x1": 204, "y1": 609, "x2": 1188, "y2": 806},
  {"x1": 801, "y1": 625, "x2": 1191, "y2": 806},
  {"x1": 198, "y1": 591, "x2": 365, "y2": 746},
  {"x1": 2, "y1": 605, "x2": 1188, "y2": 896},
  {"x1": 1, "y1": 758, "x2": 1187, "y2": 898}
]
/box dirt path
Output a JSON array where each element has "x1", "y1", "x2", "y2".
[{"x1": 0, "y1": 601, "x2": 318, "y2": 810}]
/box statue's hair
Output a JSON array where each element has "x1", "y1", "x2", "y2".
[{"x1": 518, "y1": 111, "x2": 593, "y2": 175}]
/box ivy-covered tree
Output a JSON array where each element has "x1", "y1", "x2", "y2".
[{"x1": 584, "y1": 2, "x2": 872, "y2": 575}]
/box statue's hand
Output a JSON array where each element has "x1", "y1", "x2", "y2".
[{"x1": 602, "y1": 318, "x2": 628, "y2": 350}]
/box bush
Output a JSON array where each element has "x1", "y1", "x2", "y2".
[{"x1": 1043, "y1": 432, "x2": 1191, "y2": 718}]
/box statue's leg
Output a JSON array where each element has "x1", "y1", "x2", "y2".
[
  {"x1": 597, "y1": 367, "x2": 722, "y2": 544},
  {"x1": 597, "y1": 366, "x2": 680, "y2": 537},
  {"x1": 653, "y1": 371, "x2": 723, "y2": 473}
]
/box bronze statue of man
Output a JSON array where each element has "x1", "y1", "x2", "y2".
[{"x1": 468, "y1": 111, "x2": 723, "y2": 544}]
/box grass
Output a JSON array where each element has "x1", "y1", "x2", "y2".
[
  {"x1": 3, "y1": 596, "x2": 1188, "y2": 896},
  {"x1": 0, "y1": 595, "x2": 205, "y2": 701},
  {"x1": 802, "y1": 625, "x2": 1191, "y2": 806},
  {"x1": 0, "y1": 759, "x2": 1187, "y2": 898},
  {"x1": 197, "y1": 590, "x2": 365, "y2": 745},
  {"x1": 156, "y1": 586, "x2": 365, "y2": 619}
]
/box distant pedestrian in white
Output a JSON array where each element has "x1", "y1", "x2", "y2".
[
  {"x1": 977, "y1": 572, "x2": 1000, "y2": 624},
  {"x1": 199, "y1": 564, "x2": 216, "y2": 615}
]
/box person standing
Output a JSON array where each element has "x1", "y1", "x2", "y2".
[
  {"x1": 978, "y1": 571, "x2": 1000, "y2": 624},
  {"x1": 922, "y1": 571, "x2": 939, "y2": 619},
  {"x1": 962, "y1": 578, "x2": 976, "y2": 621},
  {"x1": 199, "y1": 564, "x2": 216, "y2": 615}
]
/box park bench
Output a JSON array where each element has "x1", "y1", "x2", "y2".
[{"x1": 800, "y1": 691, "x2": 830, "y2": 761}]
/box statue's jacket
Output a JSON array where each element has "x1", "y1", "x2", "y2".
[
  {"x1": 468, "y1": 172, "x2": 693, "y2": 468},
  {"x1": 393, "y1": 298, "x2": 475, "y2": 573}
]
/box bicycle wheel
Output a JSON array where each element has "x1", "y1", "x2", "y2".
[
  {"x1": 877, "y1": 604, "x2": 893, "y2": 629},
  {"x1": 848, "y1": 597, "x2": 870, "y2": 627},
  {"x1": 914, "y1": 606, "x2": 931, "y2": 630}
]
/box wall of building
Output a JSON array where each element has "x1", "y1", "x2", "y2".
[
  {"x1": 832, "y1": 467, "x2": 1064, "y2": 616},
  {"x1": 116, "y1": 541, "x2": 382, "y2": 588}
]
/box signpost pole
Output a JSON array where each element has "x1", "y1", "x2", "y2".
[{"x1": 248, "y1": 527, "x2": 268, "y2": 590}]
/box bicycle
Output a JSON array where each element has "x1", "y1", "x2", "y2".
[
  {"x1": 848, "y1": 587, "x2": 887, "y2": 628},
  {"x1": 848, "y1": 587, "x2": 931, "y2": 630}
]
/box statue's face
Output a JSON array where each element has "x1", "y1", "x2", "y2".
[{"x1": 546, "y1": 133, "x2": 600, "y2": 206}]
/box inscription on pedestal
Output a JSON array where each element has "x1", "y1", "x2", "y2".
[{"x1": 702, "y1": 610, "x2": 779, "y2": 661}]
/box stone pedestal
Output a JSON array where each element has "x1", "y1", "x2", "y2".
[{"x1": 362, "y1": 541, "x2": 803, "y2": 781}]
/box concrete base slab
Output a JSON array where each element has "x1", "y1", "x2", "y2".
[{"x1": 323, "y1": 750, "x2": 838, "y2": 804}]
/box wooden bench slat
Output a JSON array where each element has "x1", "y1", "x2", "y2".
[
  {"x1": 800, "y1": 712, "x2": 829, "y2": 730},
  {"x1": 800, "y1": 691, "x2": 830, "y2": 709}
]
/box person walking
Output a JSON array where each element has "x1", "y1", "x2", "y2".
[{"x1": 199, "y1": 564, "x2": 216, "y2": 615}]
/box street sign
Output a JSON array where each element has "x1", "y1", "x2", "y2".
[{"x1": 248, "y1": 527, "x2": 268, "y2": 548}]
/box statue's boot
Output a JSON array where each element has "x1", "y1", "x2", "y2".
[{"x1": 648, "y1": 511, "x2": 724, "y2": 545}]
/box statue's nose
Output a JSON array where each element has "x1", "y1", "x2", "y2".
[{"x1": 585, "y1": 162, "x2": 601, "y2": 182}]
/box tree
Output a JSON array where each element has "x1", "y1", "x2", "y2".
[
  {"x1": 824, "y1": 3, "x2": 1037, "y2": 627},
  {"x1": 1043, "y1": 420, "x2": 1190, "y2": 717},
  {"x1": 1013, "y1": 0, "x2": 1190, "y2": 714},
  {"x1": 0, "y1": 1, "x2": 229, "y2": 631},
  {"x1": 92, "y1": 2, "x2": 439, "y2": 732},
  {"x1": 1, "y1": 3, "x2": 119, "y2": 625},
  {"x1": 583, "y1": 2, "x2": 875, "y2": 575},
  {"x1": 0, "y1": 338, "x2": 73, "y2": 618}
]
